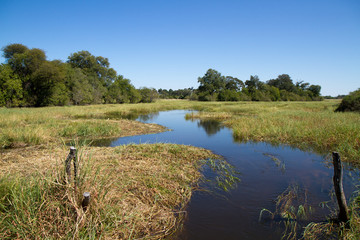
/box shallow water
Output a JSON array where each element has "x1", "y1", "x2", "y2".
[{"x1": 100, "y1": 110, "x2": 359, "y2": 239}]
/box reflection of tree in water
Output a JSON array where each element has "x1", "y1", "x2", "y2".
[
  {"x1": 137, "y1": 112, "x2": 159, "y2": 122},
  {"x1": 197, "y1": 119, "x2": 224, "y2": 136}
]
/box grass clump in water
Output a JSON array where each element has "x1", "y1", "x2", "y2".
[
  {"x1": 303, "y1": 191, "x2": 360, "y2": 240},
  {"x1": 259, "y1": 184, "x2": 314, "y2": 240}
]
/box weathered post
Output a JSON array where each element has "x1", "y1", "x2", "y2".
[
  {"x1": 332, "y1": 152, "x2": 349, "y2": 223},
  {"x1": 82, "y1": 192, "x2": 91, "y2": 211},
  {"x1": 65, "y1": 146, "x2": 77, "y2": 184}
]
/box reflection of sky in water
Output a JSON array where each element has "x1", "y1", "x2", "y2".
[{"x1": 106, "y1": 110, "x2": 359, "y2": 240}]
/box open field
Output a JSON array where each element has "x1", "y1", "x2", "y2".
[{"x1": 1, "y1": 99, "x2": 360, "y2": 239}]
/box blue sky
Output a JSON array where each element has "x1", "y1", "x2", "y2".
[{"x1": 1, "y1": 0, "x2": 359, "y2": 96}]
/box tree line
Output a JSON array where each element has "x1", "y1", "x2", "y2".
[
  {"x1": 1, "y1": 44, "x2": 324, "y2": 107},
  {"x1": 0, "y1": 43, "x2": 158, "y2": 107},
  {"x1": 158, "y1": 69, "x2": 322, "y2": 101}
]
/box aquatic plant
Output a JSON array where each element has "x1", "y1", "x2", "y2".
[{"x1": 259, "y1": 184, "x2": 314, "y2": 240}]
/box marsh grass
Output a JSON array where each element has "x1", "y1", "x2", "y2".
[
  {"x1": 259, "y1": 184, "x2": 314, "y2": 240},
  {"x1": 201, "y1": 158, "x2": 241, "y2": 192},
  {"x1": 303, "y1": 189, "x2": 360, "y2": 240},
  {"x1": 263, "y1": 153, "x2": 286, "y2": 173},
  {"x1": 0, "y1": 143, "x2": 218, "y2": 239},
  {"x1": 3, "y1": 100, "x2": 358, "y2": 166},
  {"x1": 0, "y1": 104, "x2": 169, "y2": 149},
  {"x1": 182, "y1": 100, "x2": 360, "y2": 166}
]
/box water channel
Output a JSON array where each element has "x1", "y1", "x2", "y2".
[{"x1": 97, "y1": 110, "x2": 359, "y2": 239}]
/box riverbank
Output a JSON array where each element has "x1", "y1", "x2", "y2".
[{"x1": 0, "y1": 144, "x2": 218, "y2": 239}]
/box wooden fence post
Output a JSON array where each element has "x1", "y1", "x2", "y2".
[
  {"x1": 82, "y1": 192, "x2": 91, "y2": 211},
  {"x1": 65, "y1": 146, "x2": 77, "y2": 184},
  {"x1": 332, "y1": 152, "x2": 349, "y2": 223}
]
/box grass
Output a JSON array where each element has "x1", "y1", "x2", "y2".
[
  {"x1": 0, "y1": 143, "x2": 218, "y2": 239},
  {"x1": 184, "y1": 100, "x2": 360, "y2": 166},
  {"x1": 259, "y1": 184, "x2": 314, "y2": 240},
  {"x1": 2, "y1": 99, "x2": 359, "y2": 166},
  {"x1": 1, "y1": 99, "x2": 360, "y2": 238}
]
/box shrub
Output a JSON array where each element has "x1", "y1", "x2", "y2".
[{"x1": 335, "y1": 89, "x2": 360, "y2": 112}]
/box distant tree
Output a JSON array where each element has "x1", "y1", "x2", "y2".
[
  {"x1": 106, "y1": 76, "x2": 140, "y2": 103},
  {"x1": 267, "y1": 74, "x2": 296, "y2": 92},
  {"x1": 295, "y1": 81, "x2": 310, "y2": 91},
  {"x1": 307, "y1": 84, "x2": 321, "y2": 97},
  {"x1": 245, "y1": 75, "x2": 267, "y2": 100},
  {"x1": 67, "y1": 50, "x2": 117, "y2": 87},
  {"x1": 1, "y1": 44, "x2": 142, "y2": 107},
  {"x1": 245, "y1": 75, "x2": 263, "y2": 91},
  {"x1": 2, "y1": 43, "x2": 28, "y2": 60},
  {"x1": 225, "y1": 76, "x2": 244, "y2": 91},
  {"x1": 0, "y1": 64, "x2": 23, "y2": 107},
  {"x1": 139, "y1": 87, "x2": 159, "y2": 103},
  {"x1": 66, "y1": 67, "x2": 93, "y2": 105},
  {"x1": 8, "y1": 48, "x2": 46, "y2": 78},
  {"x1": 31, "y1": 61, "x2": 68, "y2": 106},
  {"x1": 335, "y1": 89, "x2": 360, "y2": 112},
  {"x1": 218, "y1": 89, "x2": 239, "y2": 101},
  {"x1": 198, "y1": 69, "x2": 226, "y2": 99},
  {"x1": 263, "y1": 85, "x2": 280, "y2": 101},
  {"x1": 2, "y1": 45, "x2": 47, "y2": 105}
]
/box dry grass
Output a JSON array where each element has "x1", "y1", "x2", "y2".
[{"x1": 0, "y1": 143, "x2": 218, "y2": 239}]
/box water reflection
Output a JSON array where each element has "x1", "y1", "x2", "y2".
[
  {"x1": 197, "y1": 119, "x2": 225, "y2": 136},
  {"x1": 137, "y1": 112, "x2": 159, "y2": 122},
  {"x1": 104, "y1": 110, "x2": 159, "y2": 121}
]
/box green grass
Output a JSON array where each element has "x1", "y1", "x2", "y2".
[{"x1": 184, "y1": 100, "x2": 360, "y2": 166}]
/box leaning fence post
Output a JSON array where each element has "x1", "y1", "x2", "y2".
[
  {"x1": 82, "y1": 192, "x2": 91, "y2": 211},
  {"x1": 332, "y1": 152, "x2": 349, "y2": 223},
  {"x1": 65, "y1": 146, "x2": 77, "y2": 184}
]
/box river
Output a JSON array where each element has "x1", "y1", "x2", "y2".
[{"x1": 95, "y1": 110, "x2": 359, "y2": 239}]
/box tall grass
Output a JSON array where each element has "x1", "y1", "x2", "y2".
[
  {"x1": 0, "y1": 143, "x2": 218, "y2": 239},
  {"x1": 185, "y1": 100, "x2": 360, "y2": 166}
]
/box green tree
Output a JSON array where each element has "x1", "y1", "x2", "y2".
[
  {"x1": 8, "y1": 48, "x2": 46, "y2": 78},
  {"x1": 106, "y1": 76, "x2": 140, "y2": 103},
  {"x1": 31, "y1": 61, "x2": 68, "y2": 106},
  {"x1": 2, "y1": 43, "x2": 28, "y2": 60},
  {"x1": 0, "y1": 64, "x2": 23, "y2": 107},
  {"x1": 197, "y1": 69, "x2": 226, "y2": 101},
  {"x1": 335, "y1": 89, "x2": 360, "y2": 112},
  {"x1": 66, "y1": 67, "x2": 94, "y2": 105},
  {"x1": 267, "y1": 74, "x2": 296, "y2": 92},
  {"x1": 218, "y1": 89, "x2": 240, "y2": 101},
  {"x1": 67, "y1": 51, "x2": 117, "y2": 87},
  {"x1": 2, "y1": 45, "x2": 48, "y2": 105},
  {"x1": 225, "y1": 76, "x2": 244, "y2": 91},
  {"x1": 67, "y1": 51, "x2": 118, "y2": 103},
  {"x1": 307, "y1": 84, "x2": 321, "y2": 98},
  {"x1": 245, "y1": 75, "x2": 264, "y2": 91},
  {"x1": 263, "y1": 84, "x2": 280, "y2": 101},
  {"x1": 139, "y1": 87, "x2": 159, "y2": 103}
]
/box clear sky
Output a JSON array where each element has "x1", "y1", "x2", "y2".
[{"x1": 1, "y1": 0, "x2": 359, "y2": 96}]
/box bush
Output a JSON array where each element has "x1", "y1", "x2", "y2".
[{"x1": 335, "y1": 89, "x2": 360, "y2": 112}]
